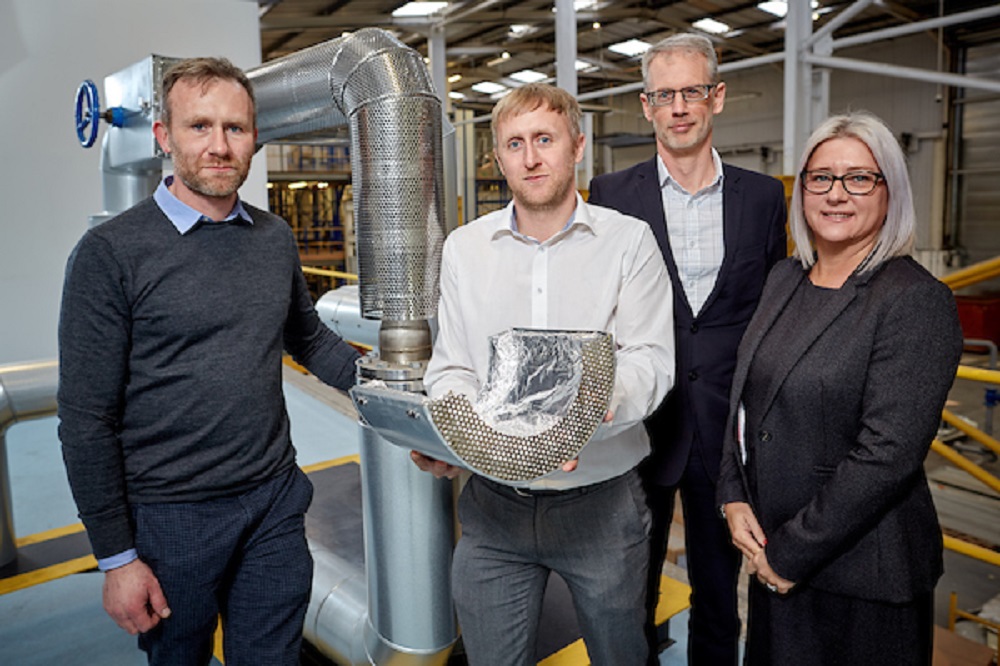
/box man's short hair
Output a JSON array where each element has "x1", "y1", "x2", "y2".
[
  {"x1": 491, "y1": 83, "x2": 582, "y2": 149},
  {"x1": 160, "y1": 57, "x2": 256, "y2": 129},
  {"x1": 641, "y1": 33, "x2": 720, "y2": 88}
]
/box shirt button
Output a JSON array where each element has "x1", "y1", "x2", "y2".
[{"x1": 759, "y1": 431, "x2": 772, "y2": 442}]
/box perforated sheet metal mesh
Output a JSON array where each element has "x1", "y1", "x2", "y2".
[
  {"x1": 427, "y1": 332, "x2": 615, "y2": 483},
  {"x1": 247, "y1": 28, "x2": 445, "y2": 321},
  {"x1": 353, "y1": 95, "x2": 444, "y2": 321},
  {"x1": 250, "y1": 38, "x2": 349, "y2": 145}
]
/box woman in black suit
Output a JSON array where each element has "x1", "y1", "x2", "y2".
[{"x1": 717, "y1": 111, "x2": 963, "y2": 665}]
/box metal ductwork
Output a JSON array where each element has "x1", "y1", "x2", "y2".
[
  {"x1": 0, "y1": 361, "x2": 59, "y2": 567},
  {"x1": 247, "y1": 29, "x2": 456, "y2": 665}
]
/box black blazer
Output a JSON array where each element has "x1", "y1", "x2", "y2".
[
  {"x1": 717, "y1": 256, "x2": 963, "y2": 602},
  {"x1": 589, "y1": 158, "x2": 787, "y2": 485}
]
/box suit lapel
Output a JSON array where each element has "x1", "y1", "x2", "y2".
[
  {"x1": 737, "y1": 265, "x2": 860, "y2": 424},
  {"x1": 700, "y1": 164, "x2": 741, "y2": 314}
]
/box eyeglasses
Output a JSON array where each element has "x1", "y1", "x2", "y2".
[
  {"x1": 800, "y1": 170, "x2": 885, "y2": 196},
  {"x1": 643, "y1": 84, "x2": 716, "y2": 107}
]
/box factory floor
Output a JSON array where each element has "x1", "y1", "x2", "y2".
[{"x1": 1, "y1": 355, "x2": 998, "y2": 665}]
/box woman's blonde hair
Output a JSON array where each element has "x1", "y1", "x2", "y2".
[{"x1": 790, "y1": 111, "x2": 914, "y2": 272}]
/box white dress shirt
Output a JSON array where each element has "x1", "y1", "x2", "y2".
[
  {"x1": 424, "y1": 194, "x2": 676, "y2": 489},
  {"x1": 658, "y1": 149, "x2": 725, "y2": 315}
]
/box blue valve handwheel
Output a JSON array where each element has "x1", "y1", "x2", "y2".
[{"x1": 75, "y1": 79, "x2": 100, "y2": 148}]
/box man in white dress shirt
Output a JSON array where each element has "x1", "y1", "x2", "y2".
[{"x1": 411, "y1": 83, "x2": 675, "y2": 666}]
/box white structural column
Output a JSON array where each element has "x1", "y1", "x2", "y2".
[
  {"x1": 783, "y1": 0, "x2": 812, "y2": 174},
  {"x1": 554, "y1": 0, "x2": 577, "y2": 96},
  {"x1": 429, "y1": 24, "x2": 448, "y2": 110}
]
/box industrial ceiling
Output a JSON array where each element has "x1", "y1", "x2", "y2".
[{"x1": 256, "y1": 0, "x2": 1000, "y2": 105}]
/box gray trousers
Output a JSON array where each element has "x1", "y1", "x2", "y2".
[{"x1": 452, "y1": 468, "x2": 651, "y2": 666}]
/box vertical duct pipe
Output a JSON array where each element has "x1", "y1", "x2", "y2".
[
  {"x1": 247, "y1": 28, "x2": 455, "y2": 664},
  {"x1": 0, "y1": 361, "x2": 59, "y2": 567}
]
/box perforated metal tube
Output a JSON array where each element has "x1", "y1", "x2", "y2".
[{"x1": 248, "y1": 28, "x2": 445, "y2": 322}]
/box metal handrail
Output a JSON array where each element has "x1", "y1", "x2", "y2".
[
  {"x1": 941, "y1": 255, "x2": 1000, "y2": 291},
  {"x1": 301, "y1": 266, "x2": 358, "y2": 281}
]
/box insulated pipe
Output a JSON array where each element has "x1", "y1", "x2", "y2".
[
  {"x1": 316, "y1": 286, "x2": 381, "y2": 350},
  {"x1": 0, "y1": 360, "x2": 59, "y2": 567},
  {"x1": 98, "y1": 132, "x2": 161, "y2": 222},
  {"x1": 245, "y1": 29, "x2": 454, "y2": 665}
]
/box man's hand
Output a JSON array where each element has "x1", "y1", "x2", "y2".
[
  {"x1": 410, "y1": 451, "x2": 463, "y2": 479},
  {"x1": 103, "y1": 559, "x2": 171, "y2": 635}
]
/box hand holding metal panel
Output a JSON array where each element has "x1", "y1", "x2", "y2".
[{"x1": 351, "y1": 329, "x2": 615, "y2": 484}]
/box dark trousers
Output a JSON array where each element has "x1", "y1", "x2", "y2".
[
  {"x1": 453, "y1": 470, "x2": 651, "y2": 666},
  {"x1": 643, "y1": 447, "x2": 742, "y2": 666},
  {"x1": 134, "y1": 466, "x2": 314, "y2": 666}
]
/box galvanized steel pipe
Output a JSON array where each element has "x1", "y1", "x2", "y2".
[{"x1": 0, "y1": 360, "x2": 58, "y2": 567}]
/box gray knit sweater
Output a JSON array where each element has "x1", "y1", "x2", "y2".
[{"x1": 58, "y1": 198, "x2": 359, "y2": 559}]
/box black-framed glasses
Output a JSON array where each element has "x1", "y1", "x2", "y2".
[
  {"x1": 643, "y1": 84, "x2": 716, "y2": 107},
  {"x1": 800, "y1": 170, "x2": 885, "y2": 196}
]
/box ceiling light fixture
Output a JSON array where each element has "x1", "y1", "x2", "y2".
[
  {"x1": 757, "y1": 1, "x2": 788, "y2": 17},
  {"x1": 510, "y1": 69, "x2": 548, "y2": 83},
  {"x1": 608, "y1": 39, "x2": 652, "y2": 57},
  {"x1": 392, "y1": 2, "x2": 448, "y2": 18},
  {"x1": 486, "y1": 51, "x2": 512, "y2": 67},
  {"x1": 471, "y1": 81, "x2": 508, "y2": 95},
  {"x1": 692, "y1": 17, "x2": 731, "y2": 35}
]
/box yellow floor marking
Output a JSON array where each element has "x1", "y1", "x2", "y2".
[
  {"x1": 538, "y1": 575, "x2": 691, "y2": 666},
  {"x1": 301, "y1": 454, "x2": 360, "y2": 473},
  {"x1": 15, "y1": 522, "x2": 87, "y2": 547},
  {"x1": 214, "y1": 622, "x2": 225, "y2": 663},
  {"x1": 0, "y1": 554, "x2": 97, "y2": 595}
]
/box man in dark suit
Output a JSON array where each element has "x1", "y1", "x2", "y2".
[{"x1": 588, "y1": 33, "x2": 787, "y2": 665}]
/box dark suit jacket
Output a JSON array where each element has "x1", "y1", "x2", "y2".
[
  {"x1": 716, "y1": 256, "x2": 963, "y2": 602},
  {"x1": 589, "y1": 158, "x2": 787, "y2": 486}
]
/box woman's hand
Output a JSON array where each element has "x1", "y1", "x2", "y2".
[
  {"x1": 750, "y1": 549, "x2": 795, "y2": 595},
  {"x1": 723, "y1": 501, "x2": 767, "y2": 561}
]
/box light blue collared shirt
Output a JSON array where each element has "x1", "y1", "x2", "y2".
[{"x1": 152, "y1": 175, "x2": 253, "y2": 234}]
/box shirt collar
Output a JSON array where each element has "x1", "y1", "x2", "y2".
[
  {"x1": 656, "y1": 148, "x2": 724, "y2": 195},
  {"x1": 491, "y1": 192, "x2": 594, "y2": 244},
  {"x1": 153, "y1": 175, "x2": 253, "y2": 235}
]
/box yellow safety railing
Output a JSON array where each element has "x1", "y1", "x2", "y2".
[
  {"x1": 932, "y1": 363, "x2": 1000, "y2": 573},
  {"x1": 301, "y1": 266, "x2": 359, "y2": 281},
  {"x1": 941, "y1": 255, "x2": 1000, "y2": 291},
  {"x1": 948, "y1": 591, "x2": 1000, "y2": 663}
]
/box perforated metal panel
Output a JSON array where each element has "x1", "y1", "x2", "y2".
[{"x1": 351, "y1": 330, "x2": 617, "y2": 484}]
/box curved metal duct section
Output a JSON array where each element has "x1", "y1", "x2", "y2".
[
  {"x1": 0, "y1": 361, "x2": 59, "y2": 567},
  {"x1": 246, "y1": 29, "x2": 455, "y2": 666},
  {"x1": 249, "y1": 27, "x2": 445, "y2": 323},
  {"x1": 316, "y1": 286, "x2": 381, "y2": 351}
]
